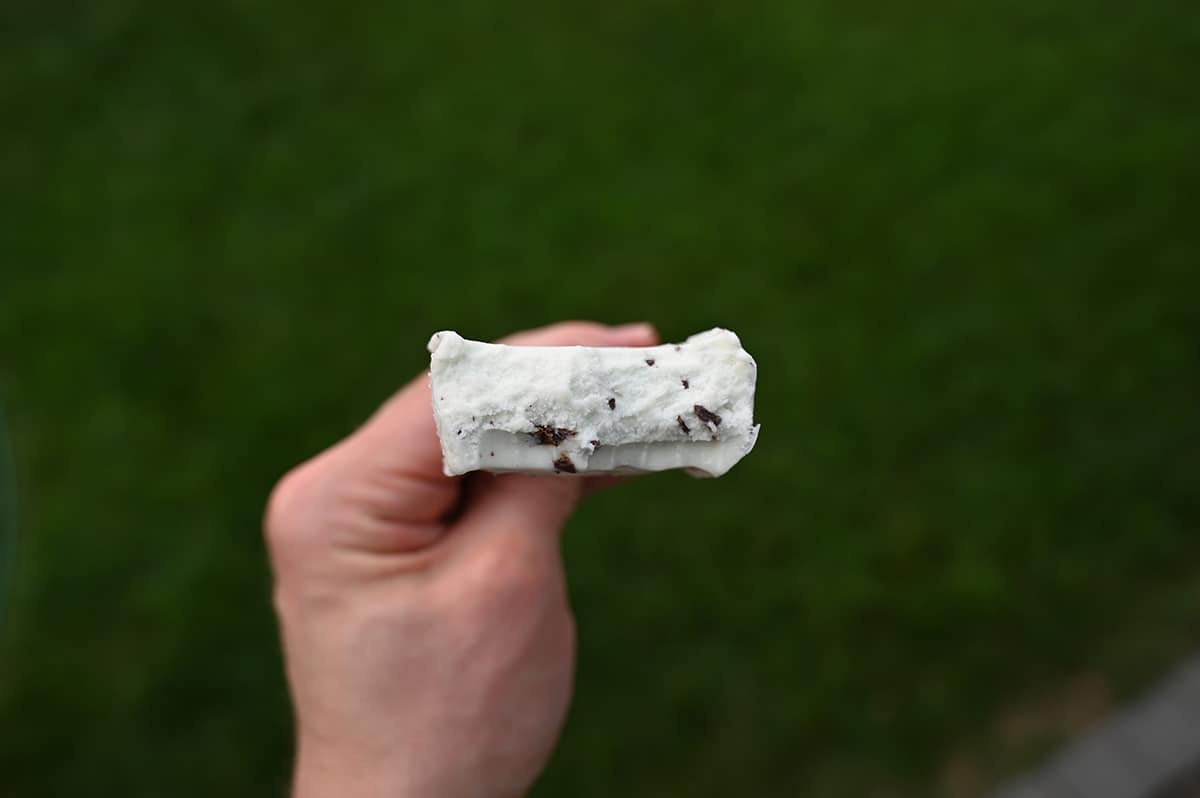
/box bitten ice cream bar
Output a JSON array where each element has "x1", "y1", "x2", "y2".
[{"x1": 427, "y1": 328, "x2": 759, "y2": 478}]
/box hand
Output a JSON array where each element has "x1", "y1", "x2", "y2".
[{"x1": 265, "y1": 321, "x2": 660, "y2": 798}]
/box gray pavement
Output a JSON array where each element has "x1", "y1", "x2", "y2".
[{"x1": 989, "y1": 655, "x2": 1200, "y2": 798}]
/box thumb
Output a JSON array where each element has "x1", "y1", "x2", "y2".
[{"x1": 455, "y1": 473, "x2": 584, "y2": 543}]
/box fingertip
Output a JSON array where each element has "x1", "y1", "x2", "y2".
[
  {"x1": 457, "y1": 472, "x2": 584, "y2": 537},
  {"x1": 500, "y1": 321, "x2": 608, "y2": 347},
  {"x1": 500, "y1": 320, "x2": 660, "y2": 348},
  {"x1": 607, "y1": 322, "x2": 659, "y2": 346}
]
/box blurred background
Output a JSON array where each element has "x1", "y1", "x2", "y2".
[{"x1": 2, "y1": 2, "x2": 1198, "y2": 796}]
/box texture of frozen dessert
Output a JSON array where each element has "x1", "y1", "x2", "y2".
[{"x1": 427, "y1": 328, "x2": 759, "y2": 478}]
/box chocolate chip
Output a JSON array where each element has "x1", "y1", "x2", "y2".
[
  {"x1": 530, "y1": 424, "x2": 577, "y2": 446},
  {"x1": 645, "y1": 358, "x2": 655, "y2": 366},
  {"x1": 677, "y1": 415, "x2": 691, "y2": 434},
  {"x1": 456, "y1": 429, "x2": 462, "y2": 436},
  {"x1": 681, "y1": 379, "x2": 689, "y2": 389},
  {"x1": 694, "y1": 404, "x2": 722, "y2": 426},
  {"x1": 553, "y1": 453, "x2": 577, "y2": 473},
  {"x1": 490, "y1": 451, "x2": 495, "y2": 457},
  {"x1": 589, "y1": 439, "x2": 600, "y2": 447},
  {"x1": 471, "y1": 415, "x2": 476, "y2": 422},
  {"x1": 608, "y1": 397, "x2": 616, "y2": 410}
]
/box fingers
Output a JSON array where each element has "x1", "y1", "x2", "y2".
[
  {"x1": 456, "y1": 473, "x2": 584, "y2": 540},
  {"x1": 500, "y1": 320, "x2": 659, "y2": 348},
  {"x1": 350, "y1": 376, "x2": 453, "y2": 497},
  {"x1": 327, "y1": 321, "x2": 658, "y2": 547}
]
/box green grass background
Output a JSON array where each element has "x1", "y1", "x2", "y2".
[{"x1": 2, "y1": 2, "x2": 1199, "y2": 796}]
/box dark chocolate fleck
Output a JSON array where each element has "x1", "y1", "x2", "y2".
[
  {"x1": 490, "y1": 451, "x2": 495, "y2": 457},
  {"x1": 681, "y1": 379, "x2": 689, "y2": 389},
  {"x1": 471, "y1": 415, "x2": 476, "y2": 422},
  {"x1": 456, "y1": 429, "x2": 462, "y2": 436},
  {"x1": 645, "y1": 358, "x2": 655, "y2": 366},
  {"x1": 674, "y1": 345, "x2": 681, "y2": 352},
  {"x1": 608, "y1": 397, "x2": 616, "y2": 410},
  {"x1": 530, "y1": 424, "x2": 577, "y2": 446},
  {"x1": 553, "y1": 453, "x2": 577, "y2": 473},
  {"x1": 589, "y1": 439, "x2": 601, "y2": 447},
  {"x1": 694, "y1": 404, "x2": 722, "y2": 426},
  {"x1": 677, "y1": 415, "x2": 691, "y2": 434}
]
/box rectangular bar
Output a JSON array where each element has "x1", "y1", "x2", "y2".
[{"x1": 427, "y1": 328, "x2": 759, "y2": 477}]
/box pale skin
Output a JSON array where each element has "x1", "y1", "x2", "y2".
[{"x1": 265, "y1": 321, "x2": 660, "y2": 798}]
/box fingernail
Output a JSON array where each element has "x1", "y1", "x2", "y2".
[{"x1": 611, "y1": 322, "x2": 657, "y2": 339}]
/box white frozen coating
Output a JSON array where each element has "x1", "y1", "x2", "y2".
[{"x1": 427, "y1": 328, "x2": 759, "y2": 478}]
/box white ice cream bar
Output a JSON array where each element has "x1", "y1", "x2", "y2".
[{"x1": 427, "y1": 328, "x2": 759, "y2": 478}]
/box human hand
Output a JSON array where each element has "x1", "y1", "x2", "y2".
[{"x1": 265, "y1": 321, "x2": 660, "y2": 798}]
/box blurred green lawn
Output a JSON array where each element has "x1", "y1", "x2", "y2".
[{"x1": 2, "y1": 2, "x2": 1199, "y2": 796}]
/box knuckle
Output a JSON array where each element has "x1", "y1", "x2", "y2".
[{"x1": 263, "y1": 466, "x2": 311, "y2": 551}]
